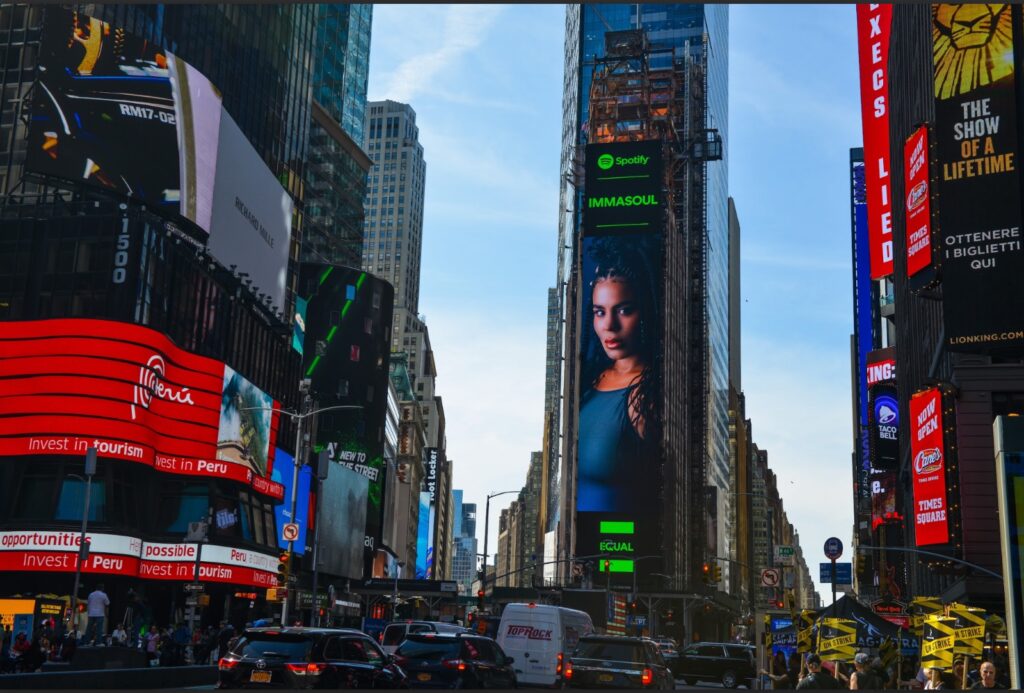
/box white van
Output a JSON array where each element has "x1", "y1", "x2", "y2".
[{"x1": 496, "y1": 603, "x2": 594, "y2": 687}]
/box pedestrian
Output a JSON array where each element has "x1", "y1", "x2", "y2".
[
  {"x1": 849, "y1": 652, "x2": 883, "y2": 690},
  {"x1": 761, "y1": 651, "x2": 801, "y2": 689},
  {"x1": 0, "y1": 624, "x2": 11, "y2": 659},
  {"x1": 970, "y1": 661, "x2": 1006, "y2": 690},
  {"x1": 111, "y1": 623, "x2": 127, "y2": 647},
  {"x1": 216, "y1": 621, "x2": 235, "y2": 660},
  {"x1": 145, "y1": 624, "x2": 160, "y2": 666},
  {"x1": 796, "y1": 653, "x2": 843, "y2": 690},
  {"x1": 84, "y1": 582, "x2": 110, "y2": 646}
]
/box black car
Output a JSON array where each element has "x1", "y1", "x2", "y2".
[
  {"x1": 671, "y1": 641, "x2": 756, "y2": 689},
  {"x1": 564, "y1": 635, "x2": 674, "y2": 689},
  {"x1": 217, "y1": 627, "x2": 408, "y2": 689},
  {"x1": 394, "y1": 633, "x2": 517, "y2": 689}
]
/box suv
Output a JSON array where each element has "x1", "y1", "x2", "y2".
[
  {"x1": 672, "y1": 641, "x2": 756, "y2": 689},
  {"x1": 216, "y1": 627, "x2": 407, "y2": 689},
  {"x1": 564, "y1": 635, "x2": 674, "y2": 689},
  {"x1": 394, "y1": 633, "x2": 517, "y2": 689},
  {"x1": 381, "y1": 621, "x2": 469, "y2": 655}
]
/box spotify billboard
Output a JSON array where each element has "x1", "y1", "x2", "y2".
[
  {"x1": 576, "y1": 140, "x2": 665, "y2": 580},
  {"x1": 583, "y1": 141, "x2": 664, "y2": 237}
]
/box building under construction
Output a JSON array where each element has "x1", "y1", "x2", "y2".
[{"x1": 562, "y1": 24, "x2": 724, "y2": 600}]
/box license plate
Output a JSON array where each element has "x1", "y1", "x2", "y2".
[
  {"x1": 417, "y1": 673, "x2": 432, "y2": 681},
  {"x1": 249, "y1": 670, "x2": 272, "y2": 683},
  {"x1": 598, "y1": 674, "x2": 614, "y2": 682}
]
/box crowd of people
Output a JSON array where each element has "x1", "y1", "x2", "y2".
[{"x1": 760, "y1": 650, "x2": 1011, "y2": 690}]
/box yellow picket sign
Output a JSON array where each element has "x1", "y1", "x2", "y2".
[
  {"x1": 818, "y1": 618, "x2": 857, "y2": 662},
  {"x1": 921, "y1": 615, "x2": 956, "y2": 670},
  {"x1": 950, "y1": 606, "x2": 986, "y2": 656},
  {"x1": 910, "y1": 597, "x2": 943, "y2": 638},
  {"x1": 797, "y1": 610, "x2": 816, "y2": 654},
  {"x1": 879, "y1": 637, "x2": 898, "y2": 670}
]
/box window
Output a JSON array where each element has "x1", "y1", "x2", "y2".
[{"x1": 56, "y1": 478, "x2": 107, "y2": 522}]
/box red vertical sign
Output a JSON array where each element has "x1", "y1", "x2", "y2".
[
  {"x1": 904, "y1": 125, "x2": 933, "y2": 276},
  {"x1": 910, "y1": 388, "x2": 949, "y2": 546},
  {"x1": 857, "y1": 4, "x2": 894, "y2": 279}
]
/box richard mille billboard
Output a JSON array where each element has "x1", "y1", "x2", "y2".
[{"x1": 26, "y1": 8, "x2": 293, "y2": 313}]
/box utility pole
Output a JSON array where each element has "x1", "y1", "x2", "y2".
[
  {"x1": 68, "y1": 447, "x2": 97, "y2": 636},
  {"x1": 480, "y1": 490, "x2": 518, "y2": 612},
  {"x1": 310, "y1": 450, "x2": 329, "y2": 626}
]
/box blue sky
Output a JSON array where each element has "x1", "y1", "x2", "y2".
[{"x1": 367, "y1": 4, "x2": 862, "y2": 601}]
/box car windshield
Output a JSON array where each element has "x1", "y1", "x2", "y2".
[
  {"x1": 574, "y1": 641, "x2": 643, "y2": 663},
  {"x1": 231, "y1": 634, "x2": 312, "y2": 661},
  {"x1": 395, "y1": 639, "x2": 461, "y2": 661}
]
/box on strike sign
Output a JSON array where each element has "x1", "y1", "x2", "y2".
[{"x1": 910, "y1": 388, "x2": 949, "y2": 546}]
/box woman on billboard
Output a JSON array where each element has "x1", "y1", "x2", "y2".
[{"x1": 577, "y1": 235, "x2": 662, "y2": 513}]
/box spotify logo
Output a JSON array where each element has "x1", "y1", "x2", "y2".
[{"x1": 597, "y1": 153, "x2": 615, "y2": 170}]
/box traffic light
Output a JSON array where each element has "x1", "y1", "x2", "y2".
[
  {"x1": 467, "y1": 612, "x2": 475, "y2": 627},
  {"x1": 701, "y1": 562, "x2": 712, "y2": 585},
  {"x1": 629, "y1": 600, "x2": 638, "y2": 613},
  {"x1": 712, "y1": 565, "x2": 722, "y2": 584},
  {"x1": 603, "y1": 559, "x2": 611, "y2": 573},
  {"x1": 477, "y1": 589, "x2": 485, "y2": 611},
  {"x1": 277, "y1": 551, "x2": 291, "y2": 584}
]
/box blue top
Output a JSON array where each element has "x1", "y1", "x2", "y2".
[{"x1": 577, "y1": 386, "x2": 646, "y2": 512}]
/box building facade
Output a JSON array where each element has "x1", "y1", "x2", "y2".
[{"x1": 0, "y1": 3, "x2": 324, "y2": 630}]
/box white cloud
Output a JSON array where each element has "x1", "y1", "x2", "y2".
[
  {"x1": 421, "y1": 306, "x2": 549, "y2": 553},
  {"x1": 372, "y1": 5, "x2": 504, "y2": 104},
  {"x1": 740, "y1": 334, "x2": 854, "y2": 602}
]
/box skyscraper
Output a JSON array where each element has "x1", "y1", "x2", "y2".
[
  {"x1": 452, "y1": 490, "x2": 479, "y2": 595},
  {"x1": 361, "y1": 101, "x2": 426, "y2": 318},
  {"x1": 555, "y1": 5, "x2": 730, "y2": 597},
  {"x1": 302, "y1": 5, "x2": 373, "y2": 267}
]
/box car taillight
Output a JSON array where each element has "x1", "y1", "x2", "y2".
[
  {"x1": 218, "y1": 657, "x2": 239, "y2": 671},
  {"x1": 393, "y1": 655, "x2": 408, "y2": 666},
  {"x1": 564, "y1": 660, "x2": 574, "y2": 680},
  {"x1": 442, "y1": 658, "x2": 466, "y2": 671},
  {"x1": 641, "y1": 667, "x2": 653, "y2": 686},
  {"x1": 556, "y1": 651, "x2": 563, "y2": 675},
  {"x1": 285, "y1": 662, "x2": 326, "y2": 675}
]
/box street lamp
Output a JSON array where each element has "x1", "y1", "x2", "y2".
[
  {"x1": 68, "y1": 446, "x2": 97, "y2": 637},
  {"x1": 480, "y1": 490, "x2": 519, "y2": 611},
  {"x1": 245, "y1": 391, "x2": 364, "y2": 625}
]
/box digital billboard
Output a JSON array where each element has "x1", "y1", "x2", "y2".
[
  {"x1": 583, "y1": 141, "x2": 664, "y2": 237},
  {"x1": 318, "y1": 465, "x2": 368, "y2": 578},
  {"x1": 910, "y1": 388, "x2": 949, "y2": 546},
  {"x1": 0, "y1": 318, "x2": 283, "y2": 499},
  {"x1": 932, "y1": 4, "x2": 1024, "y2": 352},
  {"x1": 851, "y1": 154, "x2": 875, "y2": 509},
  {"x1": 0, "y1": 530, "x2": 278, "y2": 587},
  {"x1": 415, "y1": 491, "x2": 433, "y2": 580},
  {"x1": 297, "y1": 263, "x2": 394, "y2": 574},
  {"x1": 272, "y1": 448, "x2": 312, "y2": 556},
  {"x1": 856, "y1": 3, "x2": 894, "y2": 279},
  {"x1": 869, "y1": 382, "x2": 899, "y2": 471},
  {"x1": 26, "y1": 9, "x2": 293, "y2": 313},
  {"x1": 904, "y1": 124, "x2": 934, "y2": 277},
  {"x1": 576, "y1": 141, "x2": 664, "y2": 580}
]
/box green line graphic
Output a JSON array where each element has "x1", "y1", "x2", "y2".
[
  {"x1": 596, "y1": 174, "x2": 650, "y2": 181},
  {"x1": 595, "y1": 222, "x2": 650, "y2": 229},
  {"x1": 600, "y1": 521, "x2": 635, "y2": 534}
]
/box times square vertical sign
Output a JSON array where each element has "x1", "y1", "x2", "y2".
[{"x1": 932, "y1": 4, "x2": 1024, "y2": 352}]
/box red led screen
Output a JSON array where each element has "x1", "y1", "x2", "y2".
[
  {"x1": 857, "y1": 3, "x2": 894, "y2": 279},
  {"x1": 904, "y1": 125, "x2": 933, "y2": 276},
  {"x1": 0, "y1": 319, "x2": 284, "y2": 500},
  {"x1": 910, "y1": 388, "x2": 950, "y2": 546}
]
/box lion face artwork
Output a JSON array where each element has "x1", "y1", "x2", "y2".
[{"x1": 933, "y1": 4, "x2": 1015, "y2": 100}]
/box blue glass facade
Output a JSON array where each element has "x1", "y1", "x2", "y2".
[
  {"x1": 560, "y1": 4, "x2": 731, "y2": 576},
  {"x1": 312, "y1": 4, "x2": 372, "y2": 143}
]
